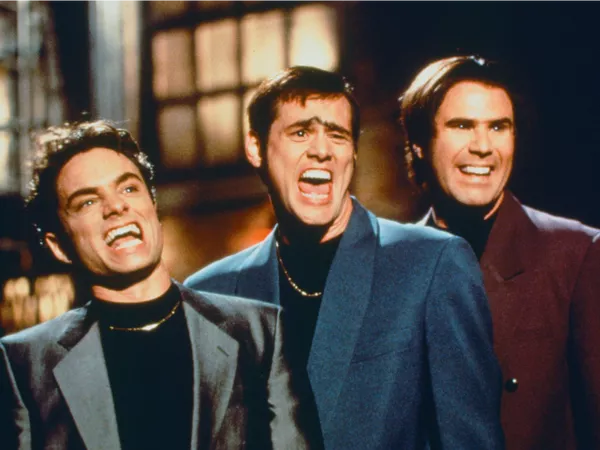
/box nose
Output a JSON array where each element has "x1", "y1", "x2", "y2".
[
  {"x1": 103, "y1": 192, "x2": 129, "y2": 218},
  {"x1": 469, "y1": 127, "x2": 493, "y2": 157},
  {"x1": 306, "y1": 132, "x2": 332, "y2": 161}
]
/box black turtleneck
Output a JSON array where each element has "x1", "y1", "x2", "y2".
[
  {"x1": 92, "y1": 283, "x2": 193, "y2": 450},
  {"x1": 428, "y1": 211, "x2": 497, "y2": 261},
  {"x1": 277, "y1": 234, "x2": 342, "y2": 369}
]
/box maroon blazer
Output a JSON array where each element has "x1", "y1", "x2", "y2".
[{"x1": 423, "y1": 192, "x2": 600, "y2": 450}]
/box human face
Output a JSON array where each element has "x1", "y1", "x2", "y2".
[
  {"x1": 47, "y1": 148, "x2": 163, "y2": 279},
  {"x1": 430, "y1": 81, "x2": 515, "y2": 210},
  {"x1": 251, "y1": 96, "x2": 355, "y2": 239}
]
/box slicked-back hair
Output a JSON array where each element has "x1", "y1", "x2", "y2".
[
  {"x1": 399, "y1": 56, "x2": 522, "y2": 189},
  {"x1": 26, "y1": 120, "x2": 156, "y2": 243},
  {"x1": 248, "y1": 66, "x2": 361, "y2": 152}
]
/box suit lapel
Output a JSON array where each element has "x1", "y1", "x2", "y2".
[
  {"x1": 54, "y1": 318, "x2": 120, "y2": 450},
  {"x1": 182, "y1": 298, "x2": 239, "y2": 447},
  {"x1": 237, "y1": 229, "x2": 280, "y2": 305},
  {"x1": 308, "y1": 200, "x2": 377, "y2": 430},
  {"x1": 480, "y1": 193, "x2": 533, "y2": 350}
]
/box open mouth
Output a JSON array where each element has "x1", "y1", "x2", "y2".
[
  {"x1": 459, "y1": 165, "x2": 492, "y2": 176},
  {"x1": 298, "y1": 168, "x2": 332, "y2": 200},
  {"x1": 104, "y1": 223, "x2": 143, "y2": 249}
]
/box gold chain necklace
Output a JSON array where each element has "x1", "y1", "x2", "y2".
[
  {"x1": 108, "y1": 301, "x2": 182, "y2": 332},
  {"x1": 275, "y1": 241, "x2": 322, "y2": 298}
]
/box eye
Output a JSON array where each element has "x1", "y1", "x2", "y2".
[
  {"x1": 75, "y1": 198, "x2": 96, "y2": 211},
  {"x1": 491, "y1": 122, "x2": 511, "y2": 132},
  {"x1": 123, "y1": 184, "x2": 139, "y2": 194},
  {"x1": 289, "y1": 128, "x2": 310, "y2": 142}
]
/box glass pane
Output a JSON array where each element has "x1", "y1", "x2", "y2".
[
  {"x1": 0, "y1": 131, "x2": 13, "y2": 190},
  {"x1": 242, "y1": 87, "x2": 257, "y2": 137},
  {"x1": 32, "y1": 69, "x2": 46, "y2": 124},
  {"x1": 241, "y1": 10, "x2": 284, "y2": 84},
  {"x1": 197, "y1": 93, "x2": 241, "y2": 166},
  {"x1": 197, "y1": 1, "x2": 234, "y2": 11},
  {"x1": 149, "y1": 1, "x2": 189, "y2": 21},
  {"x1": 157, "y1": 105, "x2": 199, "y2": 168},
  {"x1": 152, "y1": 29, "x2": 195, "y2": 100},
  {"x1": 195, "y1": 19, "x2": 238, "y2": 91},
  {"x1": 0, "y1": 66, "x2": 14, "y2": 126},
  {"x1": 290, "y1": 4, "x2": 339, "y2": 71}
]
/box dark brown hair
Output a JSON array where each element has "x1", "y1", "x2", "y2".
[{"x1": 26, "y1": 120, "x2": 155, "y2": 242}]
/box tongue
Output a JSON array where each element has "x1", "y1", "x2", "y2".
[{"x1": 298, "y1": 181, "x2": 330, "y2": 195}]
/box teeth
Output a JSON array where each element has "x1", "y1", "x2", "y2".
[
  {"x1": 460, "y1": 166, "x2": 491, "y2": 175},
  {"x1": 300, "y1": 169, "x2": 331, "y2": 182},
  {"x1": 105, "y1": 224, "x2": 141, "y2": 246},
  {"x1": 300, "y1": 192, "x2": 328, "y2": 200}
]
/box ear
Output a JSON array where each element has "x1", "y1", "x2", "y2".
[
  {"x1": 245, "y1": 132, "x2": 263, "y2": 169},
  {"x1": 44, "y1": 232, "x2": 72, "y2": 264},
  {"x1": 412, "y1": 144, "x2": 424, "y2": 159}
]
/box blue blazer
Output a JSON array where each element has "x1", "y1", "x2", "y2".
[{"x1": 186, "y1": 199, "x2": 504, "y2": 450}]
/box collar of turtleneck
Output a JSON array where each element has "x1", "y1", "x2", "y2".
[{"x1": 90, "y1": 283, "x2": 182, "y2": 331}]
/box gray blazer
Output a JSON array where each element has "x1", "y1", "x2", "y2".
[{"x1": 0, "y1": 283, "x2": 322, "y2": 450}]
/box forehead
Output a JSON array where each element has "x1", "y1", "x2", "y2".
[
  {"x1": 437, "y1": 81, "x2": 514, "y2": 119},
  {"x1": 56, "y1": 147, "x2": 141, "y2": 197},
  {"x1": 273, "y1": 95, "x2": 352, "y2": 127}
]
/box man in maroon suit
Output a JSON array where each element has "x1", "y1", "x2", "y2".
[{"x1": 399, "y1": 55, "x2": 600, "y2": 449}]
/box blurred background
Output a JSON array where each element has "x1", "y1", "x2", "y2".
[{"x1": 1, "y1": 1, "x2": 599, "y2": 334}]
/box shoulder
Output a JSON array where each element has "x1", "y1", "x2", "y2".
[
  {"x1": 184, "y1": 241, "x2": 262, "y2": 290},
  {"x1": 177, "y1": 283, "x2": 280, "y2": 330},
  {"x1": 522, "y1": 204, "x2": 600, "y2": 241},
  {"x1": 0, "y1": 306, "x2": 87, "y2": 367},
  {"x1": 376, "y1": 216, "x2": 467, "y2": 257},
  {"x1": 1, "y1": 307, "x2": 85, "y2": 349}
]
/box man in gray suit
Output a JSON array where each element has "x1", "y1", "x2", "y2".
[{"x1": 0, "y1": 120, "x2": 322, "y2": 449}]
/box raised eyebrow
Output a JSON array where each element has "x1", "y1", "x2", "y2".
[
  {"x1": 285, "y1": 117, "x2": 351, "y2": 137},
  {"x1": 66, "y1": 172, "x2": 143, "y2": 208}
]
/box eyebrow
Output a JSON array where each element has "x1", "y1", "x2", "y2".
[
  {"x1": 286, "y1": 116, "x2": 352, "y2": 138},
  {"x1": 445, "y1": 117, "x2": 514, "y2": 127},
  {"x1": 65, "y1": 172, "x2": 143, "y2": 209}
]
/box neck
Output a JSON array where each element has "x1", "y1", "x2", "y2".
[
  {"x1": 432, "y1": 192, "x2": 504, "y2": 230},
  {"x1": 90, "y1": 261, "x2": 172, "y2": 304},
  {"x1": 276, "y1": 195, "x2": 353, "y2": 246}
]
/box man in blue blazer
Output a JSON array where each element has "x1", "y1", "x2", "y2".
[{"x1": 185, "y1": 66, "x2": 504, "y2": 449}]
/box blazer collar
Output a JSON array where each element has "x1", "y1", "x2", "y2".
[
  {"x1": 419, "y1": 192, "x2": 530, "y2": 282},
  {"x1": 54, "y1": 316, "x2": 121, "y2": 450},
  {"x1": 309, "y1": 199, "x2": 377, "y2": 429},
  {"x1": 237, "y1": 228, "x2": 280, "y2": 305},
  {"x1": 54, "y1": 284, "x2": 239, "y2": 450},
  {"x1": 179, "y1": 285, "x2": 239, "y2": 448},
  {"x1": 480, "y1": 192, "x2": 533, "y2": 282}
]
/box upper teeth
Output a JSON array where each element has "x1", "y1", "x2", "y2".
[
  {"x1": 301, "y1": 169, "x2": 331, "y2": 181},
  {"x1": 461, "y1": 166, "x2": 491, "y2": 175},
  {"x1": 105, "y1": 224, "x2": 141, "y2": 245}
]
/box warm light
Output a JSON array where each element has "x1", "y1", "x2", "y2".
[
  {"x1": 195, "y1": 19, "x2": 238, "y2": 91},
  {"x1": 290, "y1": 5, "x2": 339, "y2": 71},
  {"x1": 158, "y1": 105, "x2": 199, "y2": 168},
  {"x1": 152, "y1": 29, "x2": 194, "y2": 99},
  {"x1": 1, "y1": 274, "x2": 74, "y2": 334},
  {"x1": 241, "y1": 11, "x2": 285, "y2": 84},
  {"x1": 197, "y1": 94, "x2": 241, "y2": 166}
]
